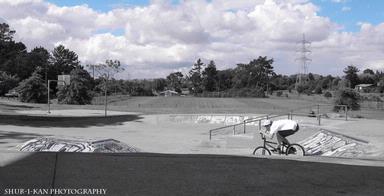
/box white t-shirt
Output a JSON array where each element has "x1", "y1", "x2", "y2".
[{"x1": 268, "y1": 119, "x2": 298, "y2": 135}]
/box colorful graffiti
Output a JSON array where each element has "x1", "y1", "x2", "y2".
[
  {"x1": 19, "y1": 138, "x2": 139, "y2": 153},
  {"x1": 299, "y1": 130, "x2": 367, "y2": 158}
]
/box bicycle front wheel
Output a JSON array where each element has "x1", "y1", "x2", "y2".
[
  {"x1": 286, "y1": 144, "x2": 305, "y2": 156},
  {"x1": 253, "y1": 146, "x2": 271, "y2": 156}
]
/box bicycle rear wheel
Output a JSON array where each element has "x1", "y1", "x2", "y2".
[
  {"x1": 286, "y1": 144, "x2": 305, "y2": 156},
  {"x1": 253, "y1": 146, "x2": 271, "y2": 156}
]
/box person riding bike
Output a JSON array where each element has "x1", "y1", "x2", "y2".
[{"x1": 261, "y1": 119, "x2": 300, "y2": 153}]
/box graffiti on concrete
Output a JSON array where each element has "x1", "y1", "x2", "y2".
[
  {"x1": 195, "y1": 115, "x2": 212, "y2": 123},
  {"x1": 299, "y1": 130, "x2": 367, "y2": 158},
  {"x1": 169, "y1": 115, "x2": 199, "y2": 123},
  {"x1": 169, "y1": 114, "x2": 265, "y2": 125},
  {"x1": 19, "y1": 137, "x2": 139, "y2": 153},
  {"x1": 210, "y1": 116, "x2": 226, "y2": 124}
]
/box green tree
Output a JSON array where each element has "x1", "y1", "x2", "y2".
[
  {"x1": 16, "y1": 67, "x2": 47, "y2": 103},
  {"x1": 296, "y1": 83, "x2": 311, "y2": 95},
  {"x1": 343, "y1": 65, "x2": 360, "y2": 88},
  {"x1": 49, "y1": 45, "x2": 80, "y2": 76},
  {"x1": 57, "y1": 68, "x2": 93, "y2": 104},
  {"x1": 314, "y1": 86, "x2": 322, "y2": 94},
  {"x1": 0, "y1": 23, "x2": 28, "y2": 79},
  {"x1": 233, "y1": 56, "x2": 275, "y2": 90},
  {"x1": 0, "y1": 23, "x2": 15, "y2": 42},
  {"x1": 359, "y1": 73, "x2": 375, "y2": 85},
  {"x1": 334, "y1": 88, "x2": 360, "y2": 111},
  {"x1": 202, "y1": 60, "x2": 218, "y2": 92},
  {"x1": 25, "y1": 47, "x2": 50, "y2": 82},
  {"x1": 377, "y1": 77, "x2": 384, "y2": 93},
  {"x1": 0, "y1": 71, "x2": 19, "y2": 95},
  {"x1": 324, "y1": 91, "x2": 332, "y2": 98},
  {"x1": 308, "y1": 73, "x2": 315, "y2": 81},
  {"x1": 217, "y1": 69, "x2": 234, "y2": 91},
  {"x1": 153, "y1": 78, "x2": 167, "y2": 92},
  {"x1": 166, "y1": 72, "x2": 183, "y2": 93},
  {"x1": 363, "y1": 69, "x2": 375, "y2": 75},
  {"x1": 188, "y1": 59, "x2": 204, "y2": 94},
  {"x1": 48, "y1": 45, "x2": 81, "y2": 94}
]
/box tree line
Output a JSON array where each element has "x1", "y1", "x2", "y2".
[
  {"x1": 0, "y1": 23, "x2": 121, "y2": 104},
  {"x1": 1, "y1": 22, "x2": 384, "y2": 110}
]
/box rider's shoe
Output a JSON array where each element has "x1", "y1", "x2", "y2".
[{"x1": 271, "y1": 148, "x2": 282, "y2": 154}]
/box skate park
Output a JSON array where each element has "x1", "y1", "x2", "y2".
[
  {"x1": 1, "y1": 103, "x2": 383, "y2": 160},
  {"x1": 1, "y1": 99, "x2": 384, "y2": 195}
]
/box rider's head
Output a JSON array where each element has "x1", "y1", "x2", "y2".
[{"x1": 262, "y1": 120, "x2": 273, "y2": 131}]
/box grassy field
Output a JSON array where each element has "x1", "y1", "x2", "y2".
[
  {"x1": 1, "y1": 95, "x2": 329, "y2": 114},
  {"x1": 1, "y1": 95, "x2": 384, "y2": 119}
]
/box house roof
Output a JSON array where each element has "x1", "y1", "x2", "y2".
[
  {"x1": 160, "y1": 90, "x2": 178, "y2": 94},
  {"x1": 355, "y1": 84, "x2": 373, "y2": 87}
]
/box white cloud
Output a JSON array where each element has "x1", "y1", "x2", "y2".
[{"x1": 0, "y1": 0, "x2": 383, "y2": 78}]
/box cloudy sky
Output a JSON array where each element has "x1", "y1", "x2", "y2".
[{"x1": 1, "y1": 0, "x2": 383, "y2": 79}]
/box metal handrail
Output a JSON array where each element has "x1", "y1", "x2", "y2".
[
  {"x1": 209, "y1": 113, "x2": 288, "y2": 140},
  {"x1": 242, "y1": 113, "x2": 274, "y2": 123},
  {"x1": 208, "y1": 114, "x2": 270, "y2": 140},
  {"x1": 208, "y1": 104, "x2": 348, "y2": 140}
]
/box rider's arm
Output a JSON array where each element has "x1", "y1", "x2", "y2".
[
  {"x1": 260, "y1": 130, "x2": 274, "y2": 139},
  {"x1": 267, "y1": 131, "x2": 275, "y2": 139}
]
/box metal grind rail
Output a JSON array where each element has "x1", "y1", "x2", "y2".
[
  {"x1": 208, "y1": 104, "x2": 348, "y2": 140},
  {"x1": 209, "y1": 113, "x2": 284, "y2": 140}
]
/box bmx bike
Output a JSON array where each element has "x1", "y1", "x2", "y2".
[{"x1": 253, "y1": 132, "x2": 305, "y2": 156}]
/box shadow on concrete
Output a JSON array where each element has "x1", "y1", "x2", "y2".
[
  {"x1": 0, "y1": 131, "x2": 48, "y2": 148},
  {"x1": 0, "y1": 131, "x2": 46, "y2": 141},
  {"x1": 0, "y1": 102, "x2": 37, "y2": 110},
  {"x1": 1, "y1": 152, "x2": 384, "y2": 196},
  {"x1": 0, "y1": 114, "x2": 142, "y2": 128}
]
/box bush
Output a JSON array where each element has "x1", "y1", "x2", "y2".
[
  {"x1": 0, "y1": 71, "x2": 19, "y2": 96},
  {"x1": 333, "y1": 88, "x2": 360, "y2": 111},
  {"x1": 276, "y1": 91, "x2": 283, "y2": 97},
  {"x1": 16, "y1": 68, "x2": 47, "y2": 103},
  {"x1": 288, "y1": 86, "x2": 293, "y2": 93},
  {"x1": 57, "y1": 68, "x2": 94, "y2": 104},
  {"x1": 314, "y1": 86, "x2": 322, "y2": 94},
  {"x1": 324, "y1": 91, "x2": 332, "y2": 98},
  {"x1": 296, "y1": 83, "x2": 312, "y2": 95}
]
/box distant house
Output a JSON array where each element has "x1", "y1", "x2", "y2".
[
  {"x1": 4, "y1": 89, "x2": 19, "y2": 98},
  {"x1": 355, "y1": 84, "x2": 373, "y2": 92},
  {"x1": 159, "y1": 90, "x2": 179, "y2": 97},
  {"x1": 181, "y1": 88, "x2": 190, "y2": 96}
]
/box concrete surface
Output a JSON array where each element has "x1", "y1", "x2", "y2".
[
  {"x1": 1, "y1": 152, "x2": 384, "y2": 196},
  {"x1": 15, "y1": 110, "x2": 139, "y2": 117},
  {"x1": 1, "y1": 112, "x2": 384, "y2": 160}
]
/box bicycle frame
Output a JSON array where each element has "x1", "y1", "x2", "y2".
[{"x1": 259, "y1": 132, "x2": 287, "y2": 154}]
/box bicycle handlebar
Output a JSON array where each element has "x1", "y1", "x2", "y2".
[{"x1": 259, "y1": 132, "x2": 266, "y2": 140}]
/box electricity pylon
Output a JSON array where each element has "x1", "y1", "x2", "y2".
[{"x1": 295, "y1": 34, "x2": 312, "y2": 89}]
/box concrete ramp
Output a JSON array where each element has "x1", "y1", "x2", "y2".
[
  {"x1": 300, "y1": 130, "x2": 368, "y2": 158},
  {"x1": 19, "y1": 137, "x2": 139, "y2": 153}
]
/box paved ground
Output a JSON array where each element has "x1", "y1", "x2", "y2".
[
  {"x1": 1, "y1": 152, "x2": 384, "y2": 196},
  {"x1": 0, "y1": 105, "x2": 384, "y2": 195},
  {"x1": 15, "y1": 110, "x2": 139, "y2": 117},
  {"x1": 1, "y1": 110, "x2": 384, "y2": 159}
]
